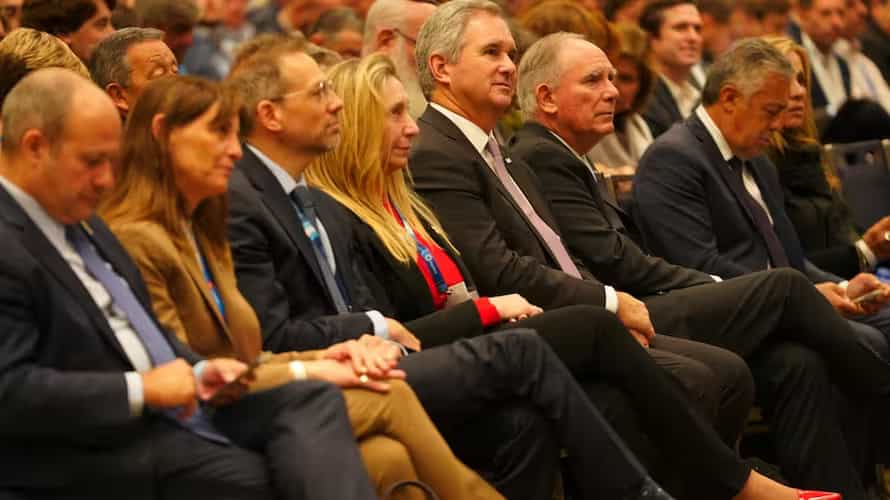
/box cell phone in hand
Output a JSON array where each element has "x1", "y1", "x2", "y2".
[
  {"x1": 206, "y1": 352, "x2": 272, "y2": 407},
  {"x1": 852, "y1": 289, "x2": 885, "y2": 304}
]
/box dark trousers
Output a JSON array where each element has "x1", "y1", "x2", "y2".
[
  {"x1": 400, "y1": 324, "x2": 752, "y2": 500},
  {"x1": 7, "y1": 381, "x2": 375, "y2": 500},
  {"x1": 645, "y1": 268, "x2": 890, "y2": 499}
]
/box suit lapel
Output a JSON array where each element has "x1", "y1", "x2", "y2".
[
  {"x1": 421, "y1": 109, "x2": 565, "y2": 264},
  {"x1": 687, "y1": 116, "x2": 760, "y2": 229},
  {"x1": 0, "y1": 189, "x2": 132, "y2": 364},
  {"x1": 238, "y1": 148, "x2": 328, "y2": 292}
]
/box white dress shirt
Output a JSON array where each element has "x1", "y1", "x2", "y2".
[
  {"x1": 429, "y1": 103, "x2": 620, "y2": 313},
  {"x1": 244, "y1": 144, "x2": 389, "y2": 338},
  {"x1": 661, "y1": 75, "x2": 701, "y2": 118},
  {"x1": 802, "y1": 33, "x2": 848, "y2": 115},
  {"x1": 0, "y1": 176, "x2": 150, "y2": 416},
  {"x1": 835, "y1": 38, "x2": 890, "y2": 115}
]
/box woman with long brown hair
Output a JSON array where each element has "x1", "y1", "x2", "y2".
[
  {"x1": 308, "y1": 53, "x2": 838, "y2": 500},
  {"x1": 99, "y1": 74, "x2": 503, "y2": 500}
]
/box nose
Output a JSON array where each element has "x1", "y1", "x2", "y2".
[
  {"x1": 227, "y1": 133, "x2": 243, "y2": 160},
  {"x1": 95, "y1": 160, "x2": 116, "y2": 190},
  {"x1": 328, "y1": 90, "x2": 344, "y2": 114},
  {"x1": 605, "y1": 79, "x2": 619, "y2": 100},
  {"x1": 789, "y1": 78, "x2": 805, "y2": 100},
  {"x1": 404, "y1": 115, "x2": 419, "y2": 139}
]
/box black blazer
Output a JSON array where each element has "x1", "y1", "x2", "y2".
[
  {"x1": 228, "y1": 146, "x2": 379, "y2": 352},
  {"x1": 633, "y1": 114, "x2": 812, "y2": 279},
  {"x1": 861, "y1": 18, "x2": 890, "y2": 85},
  {"x1": 641, "y1": 78, "x2": 684, "y2": 139},
  {"x1": 511, "y1": 121, "x2": 714, "y2": 296},
  {"x1": 347, "y1": 209, "x2": 490, "y2": 348},
  {"x1": 790, "y1": 29, "x2": 852, "y2": 111},
  {"x1": 228, "y1": 146, "x2": 481, "y2": 350},
  {"x1": 0, "y1": 185, "x2": 200, "y2": 494},
  {"x1": 409, "y1": 106, "x2": 608, "y2": 311}
]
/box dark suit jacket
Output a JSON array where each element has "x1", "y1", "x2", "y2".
[
  {"x1": 641, "y1": 78, "x2": 684, "y2": 139},
  {"x1": 228, "y1": 146, "x2": 479, "y2": 350},
  {"x1": 861, "y1": 18, "x2": 890, "y2": 85},
  {"x1": 410, "y1": 106, "x2": 608, "y2": 310},
  {"x1": 633, "y1": 114, "x2": 816, "y2": 279},
  {"x1": 790, "y1": 30, "x2": 852, "y2": 111},
  {"x1": 228, "y1": 146, "x2": 379, "y2": 352},
  {"x1": 511, "y1": 121, "x2": 714, "y2": 296},
  {"x1": 0, "y1": 185, "x2": 200, "y2": 494}
]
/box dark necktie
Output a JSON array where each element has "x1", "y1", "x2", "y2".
[
  {"x1": 66, "y1": 224, "x2": 229, "y2": 444},
  {"x1": 727, "y1": 158, "x2": 790, "y2": 267},
  {"x1": 486, "y1": 139, "x2": 582, "y2": 278},
  {"x1": 290, "y1": 186, "x2": 350, "y2": 313}
]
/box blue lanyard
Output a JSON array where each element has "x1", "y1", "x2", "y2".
[
  {"x1": 391, "y1": 201, "x2": 448, "y2": 294},
  {"x1": 197, "y1": 249, "x2": 226, "y2": 320}
]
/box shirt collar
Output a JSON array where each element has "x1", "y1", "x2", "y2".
[
  {"x1": 430, "y1": 102, "x2": 492, "y2": 156},
  {"x1": 245, "y1": 143, "x2": 307, "y2": 195},
  {"x1": 660, "y1": 74, "x2": 696, "y2": 99},
  {"x1": 801, "y1": 32, "x2": 837, "y2": 62},
  {"x1": 695, "y1": 106, "x2": 734, "y2": 162},
  {"x1": 547, "y1": 129, "x2": 592, "y2": 166},
  {"x1": 0, "y1": 175, "x2": 68, "y2": 252}
]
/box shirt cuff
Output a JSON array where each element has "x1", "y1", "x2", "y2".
[
  {"x1": 366, "y1": 310, "x2": 389, "y2": 340},
  {"x1": 856, "y1": 238, "x2": 878, "y2": 270},
  {"x1": 289, "y1": 360, "x2": 308, "y2": 380},
  {"x1": 711, "y1": 275, "x2": 723, "y2": 282},
  {"x1": 604, "y1": 286, "x2": 618, "y2": 313},
  {"x1": 124, "y1": 371, "x2": 144, "y2": 417},
  {"x1": 838, "y1": 280, "x2": 849, "y2": 290},
  {"x1": 474, "y1": 297, "x2": 503, "y2": 327}
]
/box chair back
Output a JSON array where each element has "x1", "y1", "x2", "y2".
[{"x1": 823, "y1": 139, "x2": 890, "y2": 230}]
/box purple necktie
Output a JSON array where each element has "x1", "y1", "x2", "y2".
[
  {"x1": 485, "y1": 138, "x2": 582, "y2": 278},
  {"x1": 728, "y1": 158, "x2": 790, "y2": 267}
]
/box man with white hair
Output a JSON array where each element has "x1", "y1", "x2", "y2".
[{"x1": 363, "y1": 0, "x2": 435, "y2": 117}]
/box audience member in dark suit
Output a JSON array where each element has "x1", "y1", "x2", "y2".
[
  {"x1": 304, "y1": 47, "x2": 839, "y2": 500},
  {"x1": 0, "y1": 68, "x2": 379, "y2": 500},
  {"x1": 764, "y1": 36, "x2": 890, "y2": 279},
  {"x1": 407, "y1": 0, "x2": 767, "y2": 467},
  {"x1": 224, "y1": 34, "x2": 679, "y2": 500},
  {"x1": 638, "y1": 0, "x2": 704, "y2": 138},
  {"x1": 861, "y1": 0, "x2": 890, "y2": 83},
  {"x1": 634, "y1": 40, "x2": 890, "y2": 499},
  {"x1": 511, "y1": 32, "x2": 879, "y2": 498},
  {"x1": 98, "y1": 74, "x2": 502, "y2": 500}
]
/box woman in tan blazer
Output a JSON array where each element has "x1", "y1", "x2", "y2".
[{"x1": 100, "y1": 75, "x2": 501, "y2": 500}]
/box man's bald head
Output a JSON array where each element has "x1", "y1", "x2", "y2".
[{"x1": 1, "y1": 67, "x2": 120, "y2": 224}]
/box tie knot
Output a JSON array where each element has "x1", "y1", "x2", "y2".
[
  {"x1": 65, "y1": 224, "x2": 85, "y2": 246},
  {"x1": 290, "y1": 185, "x2": 313, "y2": 209},
  {"x1": 728, "y1": 157, "x2": 744, "y2": 171}
]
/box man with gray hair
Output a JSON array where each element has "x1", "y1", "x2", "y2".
[
  {"x1": 515, "y1": 32, "x2": 885, "y2": 499},
  {"x1": 89, "y1": 27, "x2": 178, "y2": 119},
  {"x1": 363, "y1": 0, "x2": 436, "y2": 117}
]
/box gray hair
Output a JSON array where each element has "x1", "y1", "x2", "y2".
[
  {"x1": 89, "y1": 27, "x2": 164, "y2": 89},
  {"x1": 701, "y1": 37, "x2": 793, "y2": 105},
  {"x1": 517, "y1": 32, "x2": 584, "y2": 120},
  {"x1": 415, "y1": 0, "x2": 502, "y2": 98},
  {"x1": 2, "y1": 68, "x2": 87, "y2": 154},
  {"x1": 363, "y1": 0, "x2": 405, "y2": 53}
]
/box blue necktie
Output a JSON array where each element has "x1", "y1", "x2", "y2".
[
  {"x1": 290, "y1": 186, "x2": 351, "y2": 313},
  {"x1": 65, "y1": 224, "x2": 229, "y2": 444},
  {"x1": 728, "y1": 158, "x2": 790, "y2": 268}
]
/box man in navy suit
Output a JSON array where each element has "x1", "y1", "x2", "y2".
[
  {"x1": 0, "y1": 67, "x2": 379, "y2": 499},
  {"x1": 634, "y1": 39, "x2": 890, "y2": 499}
]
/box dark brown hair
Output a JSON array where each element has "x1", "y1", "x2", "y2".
[
  {"x1": 99, "y1": 75, "x2": 239, "y2": 260},
  {"x1": 22, "y1": 0, "x2": 116, "y2": 36},
  {"x1": 639, "y1": 0, "x2": 698, "y2": 37},
  {"x1": 519, "y1": 0, "x2": 617, "y2": 54}
]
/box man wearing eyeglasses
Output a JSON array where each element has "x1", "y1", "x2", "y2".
[{"x1": 363, "y1": 0, "x2": 437, "y2": 117}]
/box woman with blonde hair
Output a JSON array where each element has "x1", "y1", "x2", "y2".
[
  {"x1": 764, "y1": 35, "x2": 890, "y2": 280},
  {"x1": 99, "y1": 74, "x2": 504, "y2": 500},
  {"x1": 308, "y1": 52, "x2": 837, "y2": 500}
]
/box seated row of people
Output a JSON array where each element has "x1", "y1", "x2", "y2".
[{"x1": 0, "y1": 1, "x2": 887, "y2": 499}]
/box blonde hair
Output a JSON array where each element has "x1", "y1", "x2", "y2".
[
  {"x1": 307, "y1": 54, "x2": 453, "y2": 264},
  {"x1": 762, "y1": 35, "x2": 819, "y2": 153}
]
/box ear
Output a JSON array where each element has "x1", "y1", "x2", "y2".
[
  {"x1": 718, "y1": 84, "x2": 741, "y2": 113},
  {"x1": 428, "y1": 53, "x2": 451, "y2": 88},
  {"x1": 309, "y1": 32, "x2": 325, "y2": 46},
  {"x1": 535, "y1": 82, "x2": 558, "y2": 115},
  {"x1": 256, "y1": 100, "x2": 284, "y2": 133},
  {"x1": 375, "y1": 28, "x2": 396, "y2": 51},
  {"x1": 105, "y1": 83, "x2": 130, "y2": 115},
  {"x1": 19, "y1": 129, "x2": 49, "y2": 165},
  {"x1": 151, "y1": 113, "x2": 167, "y2": 141}
]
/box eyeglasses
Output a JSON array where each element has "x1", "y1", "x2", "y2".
[
  {"x1": 392, "y1": 28, "x2": 417, "y2": 45},
  {"x1": 269, "y1": 80, "x2": 335, "y2": 103}
]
